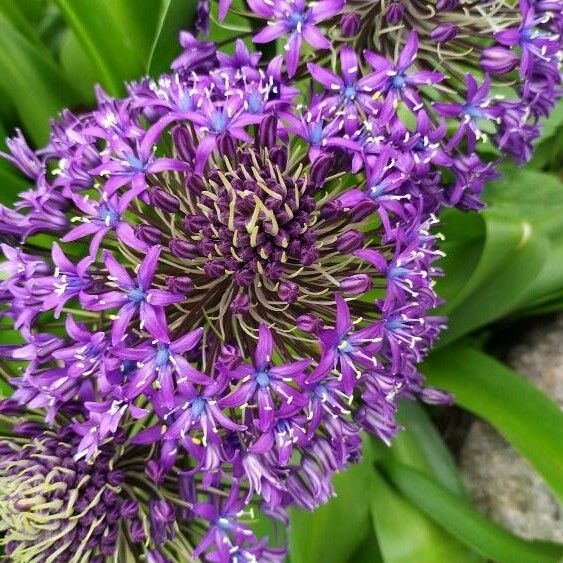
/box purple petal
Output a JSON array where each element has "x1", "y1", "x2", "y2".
[
  {"x1": 335, "y1": 293, "x2": 351, "y2": 338},
  {"x1": 249, "y1": 429, "x2": 275, "y2": 453},
  {"x1": 112, "y1": 302, "x2": 137, "y2": 345},
  {"x1": 269, "y1": 358, "x2": 311, "y2": 378},
  {"x1": 255, "y1": 323, "x2": 273, "y2": 369},
  {"x1": 246, "y1": 0, "x2": 275, "y2": 18},
  {"x1": 147, "y1": 289, "x2": 184, "y2": 306},
  {"x1": 340, "y1": 47, "x2": 359, "y2": 82},
  {"x1": 61, "y1": 222, "x2": 99, "y2": 243},
  {"x1": 308, "y1": 63, "x2": 342, "y2": 90},
  {"x1": 137, "y1": 245, "x2": 160, "y2": 290},
  {"x1": 310, "y1": 0, "x2": 344, "y2": 23},
  {"x1": 253, "y1": 23, "x2": 287, "y2": 44},
  {"x1": 219, "y1": 381, "x2": 254, "y2": 408},
  {"x1": 104, "y1": 250, "x2": 134, "y2": 288},
  {"x1": 170, "y1": 327, "x2": 203, "y2": 353},
  {"x1": 397, "y1": 30, "x2": 418, "y2": 71},
  {"x1": 285, "y1": 33, "x2": 302, "y2": 77},
  {"x1": 116, "y1": 223, "x2": 149, "y2": 252},
  {"x1": 194, "y1": 135, "x2": 217, "y2": 173},
  {"x1": 302, "y1": 25, "x2": 330, "y2": 49}
]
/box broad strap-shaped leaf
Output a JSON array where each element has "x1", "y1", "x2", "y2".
[
  {"x1": 438, "y1": 214, "x2": 548, "y2": 345},
  {"x1": 54, "y1": 0, "x2": 158, "y2": 96},
  {"x1": 0, "y1": 12, "x2": 80, "y2": 144},
  {"x1": 392, "y1": 400, "x2": 469, "y2": 498},
  {"x1": 147, "y1": 0, "x2": 196, "y2": 76},
  {"x1": 370, "y1": 466, "x2": 480, "y2": 563},
  {"x1": 423, "y1": 344, "x2": 563, "y2": 503},
  {"x1": 379, "y1": 458, "x2": 563, "y2": 563}
]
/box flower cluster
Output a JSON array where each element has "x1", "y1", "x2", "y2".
[
  {"x1": 0, "y1": 0, "x2": 559, "y2": 559},
  {"x1": 212, "y1": 0, "x2": 562, "y2": 201},
  {"x1": 0, "y1": 400, "x2": 283, "y2": 562}
]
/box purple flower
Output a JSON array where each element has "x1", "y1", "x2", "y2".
[
  {"x1": 494, "y1": 0, "x2": 559, "y2": 78},
  {"x1": 118, "y1": 327, "x2": 211, "y2": 407},
  {"x1": 434, "y1": 75, "x2": 503, "y2": 152},
  {"x1": 220, "y1": 324, "x2": 310, "y2": 432},
  {"x1": 249, "y1": 0, "x2": 344, "y2": 76},
  {"x1": 308, "y1": 47, "x2": 381, "y2": 115},
  {"x1": 308, "y1": 295, "x2": 382, "y2": 395},
  {"x1": 0, "y1": 129, "x2": 42, "y2": 179},
  {"x1": 83, "y1": 245, "x2": 183, "y2": 345},
  {"x1": 183, "y1": 97, "x2": 262, "y2": 171},
  {"x1": 164, "y1": 381, "x2": 246, "y2": 445},
  {"x1": 60, "y1": 192, "x2": 130, "y2": 256},
  {"x1": 364, "y1": 32, "x2": 444, "y2": 120},
  {"x1": 39, "y1": 243, "x2": 93, "y2": 317}
]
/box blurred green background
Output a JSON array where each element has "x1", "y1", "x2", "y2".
[{"x1": 1, "y1": 1, "x2": 562, "y2": 561}]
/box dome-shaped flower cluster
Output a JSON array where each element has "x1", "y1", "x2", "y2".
[
  {"x1": 0, "y1": 31, "x2": 455, "y2": 560},
  {"x1": 214, "y1": 0, "x2": 562, "y2": 202},
  {"x1": 0, "y1": 1, "x2": 560, "y2": 558}
]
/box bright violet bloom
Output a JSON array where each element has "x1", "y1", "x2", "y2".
[
  {"x1": 39, "y1": 243, "x2": 93, "y2": 317},
  {"x1": 82, "y1": 245, "x2": 184, "y2": 345},
  {"x1": 220, "y1": 324, "x2": 310, "y2": 432},
  {"x1": 307, "y1": 46, "x2": 381, "y2": 115},
  {"x1": 118, "y1": 327, "x2": 211, "y2": 407},
  {"x1": 364, "y1": 31, "x2": 444, "y2": 121},
  {"x1": 249, "y1": 0, "x2": 344, "y2": 76},
  {"x1": 308, "y1": 295, "x2": 382, "y2": 395},
  {"x1": 434, "y1": 75, "x2": 503, "y2": 152}
]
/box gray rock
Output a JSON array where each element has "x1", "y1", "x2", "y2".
[{"x1": 459, "y1": 315, "x2": 563, "y2": 542}]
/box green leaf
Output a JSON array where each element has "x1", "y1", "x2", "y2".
[
  {"x1": 370, "y1": 467, "x2": 480, "y2": 563},
  {"x1": 423, "y1": 344, "x2": 563, "y2": 503},
  {"x1": 58, "y1": 29, "x2": 97, "y2": 104},
  {"x1": 483, "y1": 166, "x2": 563, "y2": 238},
  {"x1": 438, "y1": 214, "x2": 548, "y2": 345},
  {"x1": 289, "y1": 439, "x2": 375, "y2": 563},
  {"x1": 54, "y1": 0, "x2": 158, "y2": 96},
  {"x1": 0, "y1": 13, "x2": 79, "y2": 145},
  {"x1": 379, "y1": 459, "x2": 563, "y2": 563},
  {"x1": 392, "y1": 400, "x2": 468, "y2": 499},
  {"x1": 434, "y1": 209, "x2": 485, "y2": 308},
  {"x1": 147, "y1": 0, "x2": 196, "y2": 76}
]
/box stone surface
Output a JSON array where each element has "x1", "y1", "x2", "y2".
[{"x1": 459, "y1": 315, "x2": 563, "y2": 542}]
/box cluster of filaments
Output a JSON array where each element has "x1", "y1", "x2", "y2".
[
  {"x1": 349, "y1": 0, "x2": 522, "y2": 70},
  {"x1": 0, "y1": 421, "x2": 240, "y2": 563},
  {"x1": 112, "y1": 137, "x2": 385, "y2": 367},
  {"x1": 0, "y1": 429, "x2": 128, "y2": 562}
]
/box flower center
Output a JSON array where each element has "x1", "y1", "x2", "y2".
[
  {"x1": 155, "y1": 346, "x2": 171, "y2": 367},
  {"x1": 128, "y1": 287, "x2": 146, "y2": 303},
  {"x1": 391, "y1": 74, "x2": 406, "y2": 89},
  {"x1": 255, "y1": 370, "x2": 270, "y2": 387},
  {"x1": 190, "y1": 396, "x2": 207, "y2": 417}
]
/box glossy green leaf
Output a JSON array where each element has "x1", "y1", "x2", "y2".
[
  {"x1": 58, "y1": 29, "x2": 97, "y2": 104},
  {"x1": 438, "y1": 215, "x2": 548, "y2": 345},
  {"x1": 54, "y1": 0, "x2": 158, "y2": 96},
  {"x1": 483, "y1": 166, "x2": 563, "y2": 237},
  {"x1": 0, "y1": 13, "x2": 79, "y2": 144},
  {"x1": 379, "y1": 459, "x2": 563, "y2": 563},
  {"x1": 434, "y1": 209, "x2": 485, "y2": 308},
  {"x1": 423, "y1": 344, "x2": 563, "y2": 503},
  {"x1": 392, "y1": 400, "x2": 468, "y2": 498},
  {"x1": 289, "y1": 440, "x2": 375, "y2": 563},
  {"x1": 370, "y1": 467, "x2": 480, "y2": 563},
  {"x1": 147, "y1": 0, "x2": 196, "y2": 76}
]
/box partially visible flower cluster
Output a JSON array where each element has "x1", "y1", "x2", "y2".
[
  {"x1": 0, "y1": 29, "x2": 454, "y2": 560},
  {"x1": 0, "y1": 399, "x2": 284, "y2": 562},
  {"x1": 211, "y1": 0, "x2": 562, "y2": 196},
  {"x1": 1, "y1": 0, "x2": 560, "y2": 557}
]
